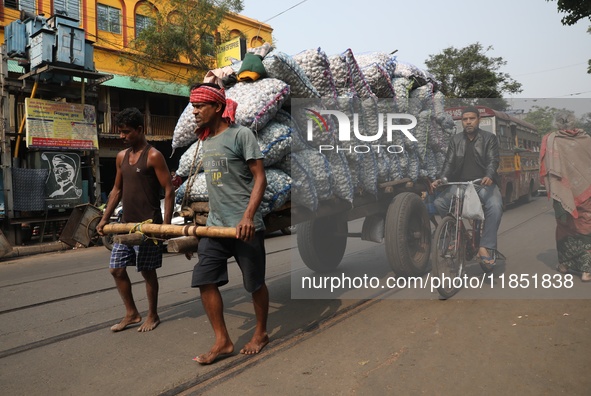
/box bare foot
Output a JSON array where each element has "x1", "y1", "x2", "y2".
[
  {"x1": 138, "y1": 315, "x2": 160, "y2": 332},
  {"x1": 193, "y1": 342, "x2": 234, "y2": 365},
  {"x1": 110, "y1": 314, "x2": 142, "y2": 332},
  {"x1": 240, "y1": 333, "x2": 269, "y2": 355}
]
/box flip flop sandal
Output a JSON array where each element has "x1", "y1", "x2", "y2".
[
  {"x1": 479, "y1": 255, "x2": 495, "y2": 264},
  {"x1": 479, "y1": 249, "x2": 496, "y2": 272}
]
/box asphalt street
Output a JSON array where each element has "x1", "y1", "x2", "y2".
[{"x1": 0, "y1": 196, "x2": 590, "y2": 395}]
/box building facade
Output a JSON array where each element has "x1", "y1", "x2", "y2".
[{"x1": 0, "y1": 0, "x2": 272, "y2": 245}]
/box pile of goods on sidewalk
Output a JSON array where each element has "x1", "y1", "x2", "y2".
[{"x1": 171, "y1": 46, "x2": 456, "y2": 215}]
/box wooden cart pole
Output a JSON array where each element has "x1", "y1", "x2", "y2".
[
  {"x1": 166, "y1": 236, "x2": 200, "y2": 253},
  {"x1": 103, "y1": 223, "x2": 236, "y2": 238}
]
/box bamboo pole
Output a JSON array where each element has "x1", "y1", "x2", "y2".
[
  {"x1": 166, "y1": 236, "x2": 200, "y2": 253},
  {"x1": 103, "y1": 223, "x2": 236, "y2": 238},
  {"x1": 113, "y1": 233, "x2": 146, "y2": 246}
]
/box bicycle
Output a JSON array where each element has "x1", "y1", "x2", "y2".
[{"x1": 431, "y1": 178, "x2": 494, "y2": 299}]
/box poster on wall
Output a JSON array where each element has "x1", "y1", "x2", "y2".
[
  {"x1": 25, "y1": 98, "x2": 99, "y2": 150},
  {"x1": 41, "y1": 152, "x2": 83, "y2": 209}
]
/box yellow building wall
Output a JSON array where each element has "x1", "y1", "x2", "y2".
[{"x1": 1, "y1": 1, "x2": 273, "y2": 82}]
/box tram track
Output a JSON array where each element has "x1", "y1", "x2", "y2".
[
  {"x1": 0, "y1": 257, "x2": 297, "y2": 360},
  {"x1": 0, "y1": 241, "x2": 384, "y2": 363},
  {"x1": 162, "y1": 290, "x2": 394, "y2": 396},
  {"x1": 0, "y1": 247, "x2": 295, "y2": 315}
]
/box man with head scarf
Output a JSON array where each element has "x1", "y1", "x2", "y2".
[
  {"x1": 432, "y1": 106, "x2": 504, "y2": 269},
  {"x1": 188, "y1": 83, "x2": 268, "y2": 364}
]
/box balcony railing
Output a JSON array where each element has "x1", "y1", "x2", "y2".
[
  {"x1": 16, "y1": 104, "x2": 177, "y2": 140},
  {"x1": 100, "y1": 112, "x2": 178, "y2": 139}
]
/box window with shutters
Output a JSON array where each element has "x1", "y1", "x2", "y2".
[
  {"x1": 5, "y1": 0, "x2": 35, "y2": 13},
  {"x1": 53, "y1": 0, "x2": 81, "y2": 24},
  {"x1": 201, "y1": 34, "x2": 215, "y2": 57},
  {"x1": 4, "y1": 0, "x2": 18, "y2": 10},
  {"x1": 135, "y1": 14, "x2": 154, "y2": 38},
  {"x1": 97, "y1": 4, "x2": 121, "y2": 34}
]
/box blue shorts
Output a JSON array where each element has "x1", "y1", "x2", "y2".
[
  {"x1": 191, "y1": 231, "x2": 266, "y2": 293},
  {"x1": 109, "y1": 241, "x2": 163, "y2": 271}
]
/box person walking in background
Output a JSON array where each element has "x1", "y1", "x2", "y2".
[
  {"x1": 540, "y1": 110, "x2": 591, "y2": 282},
  {"x1": 188, "y1": 83, "x2": 268, "y2": 365},
  {"x1": 97, "y1": 107, "x2": 175, "y2": 331}
]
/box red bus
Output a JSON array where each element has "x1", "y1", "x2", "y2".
[{"x1": 446, "y1": 106, "x2": 540, "y2": 205}]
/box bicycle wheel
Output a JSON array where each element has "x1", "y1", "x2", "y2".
[{"x1": 432, "y1": 215, "x2": 466, "y2": 299}]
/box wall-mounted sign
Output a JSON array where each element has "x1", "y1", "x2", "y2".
[
  {"x1": 216, "y1": 37, "x2": 246, "y2": 67},
  {"x1": 25, "y1": 98, "x2": 99, "y2": 150}
]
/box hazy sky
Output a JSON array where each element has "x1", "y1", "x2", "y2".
[{"x1": 242, "y1": 0, "x2": 591, "y2": 102}]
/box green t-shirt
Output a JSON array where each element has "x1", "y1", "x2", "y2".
[{"x1": 202, "y1": 124, "x2": 265, "y2": 230}]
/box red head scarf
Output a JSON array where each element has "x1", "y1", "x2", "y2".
[{"x1": 190, "y1": 85, "x2": 238, "y2": 140}]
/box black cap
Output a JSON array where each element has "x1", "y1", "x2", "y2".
[{"x1": 461, "y1": 106, "x2": 480, "y2": 117}]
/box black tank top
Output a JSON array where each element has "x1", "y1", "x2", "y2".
[{"x1": 121, "y1": 145, "x2": 163, "y2": 224}]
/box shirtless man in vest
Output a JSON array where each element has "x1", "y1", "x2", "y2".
[{"x1": 97, "y1": 107, "x2": 174, "y2": 332}]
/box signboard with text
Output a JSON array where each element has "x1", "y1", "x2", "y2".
[
  {"x1": 25, "y1": 98, "x2": 99, "y2": 150},
  {"x1": 216, "y1": 37, "x2": 246, "y2": 67}
]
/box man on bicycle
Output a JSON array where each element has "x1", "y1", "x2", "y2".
[{"x1": 432, "y1": 106, "x2": 503, "y2": 267}]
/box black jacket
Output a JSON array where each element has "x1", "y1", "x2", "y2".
[{"x1": 440, "y1": 128, "x2": 500, "y2": 185}]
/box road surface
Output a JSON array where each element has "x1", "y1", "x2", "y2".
[{"x1": 0, "y1": 196, "x2": 589, "y2": 395}]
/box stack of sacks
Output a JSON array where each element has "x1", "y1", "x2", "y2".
[{"x1": 171, "y1": 47, "x2": 455, "y2": 214}]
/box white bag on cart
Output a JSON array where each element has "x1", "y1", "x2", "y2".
[{"x1": 462, "y1": 184, "x2": 485, "y2": 220}]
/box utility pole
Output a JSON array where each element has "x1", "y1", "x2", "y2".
[{"x1": 0, "y1": 45, "x2": 15, "y2": 222}]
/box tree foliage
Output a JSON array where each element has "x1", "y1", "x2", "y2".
[
  {"x1": 547, "y1": 1, "x2": 591, "y2": 74},
  {"x1": 524, "y1": 106, "x2": 564, "y2": 136},
  {"x1": 577, "y1": 111, "x2": 591, "y2": 133},
  {"x1": 424, "y1": 43, "x2": 522, "y2": 110},
  {"x1": 120, "y1": 0, "x2": 244, "y2": 85},
  {"x1": 546, "y1": 0, "x2": 591, "y2": 25},
  {"x1": 523, "y1": 106, "x2": 591, "y2": 135}
]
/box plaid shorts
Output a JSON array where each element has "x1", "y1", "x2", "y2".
[{"x1": 109, "y1": 242, "x2": 163, "y2": 271}]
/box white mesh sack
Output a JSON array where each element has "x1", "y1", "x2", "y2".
[
  {"x1": 226, "y1": 78, "x2": 290, "y2": 132},
  {"x1": 176, "y1": 140, "x2": 203, "y2": 178},
  {"x1": 257, "y1": 121, "x2": 292, "y2": 167},
  {"x1": 328, "y1": 53, "x2": 351, "y2": 96},
  {"x1": 260, "y1": 168, "x2": 292, "y2": 216},
  {"x1": 172, "y1": 103, "x2": 198, "y2": 150},
  {"x1": 293, "y1": 48, "x2": 338, "y2": 99},
  {"x1": 263, "y1": 51, "x2": 320, "y2": 99},
  {"x1": 342, "y1": 49, "x2": 375, "y2": 99},
  {"x1": 355, "y1": 52, "x2": 397, "y2": 77}
]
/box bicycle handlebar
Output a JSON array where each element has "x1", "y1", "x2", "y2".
[{"x1": 435, "y1": 178, "x2": 482, "y2": 188}]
